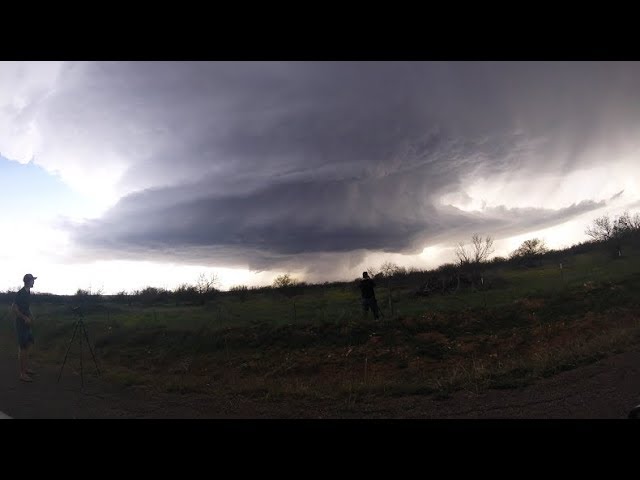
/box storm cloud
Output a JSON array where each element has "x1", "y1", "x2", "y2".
[{"x1": 3, "y1": 61, "x2": 640, "y2": 275}]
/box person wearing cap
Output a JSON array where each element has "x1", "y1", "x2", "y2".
[{"x1": 12, "y1": 274, "x2": 37, "y2": 382}]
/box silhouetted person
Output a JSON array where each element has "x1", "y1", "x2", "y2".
[
  {"x1": 12, "y1": 274, "x2": 37, "y2": 382},
  {"x1": 359, "y1": 271, "x2": 380, "y2": 320}
]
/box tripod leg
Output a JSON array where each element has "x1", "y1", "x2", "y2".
[
  {"x1": 58, "y1": 320, "x2": 80, "y2": 384},
  {"x1": 80, "y1": 320, "x2": 101, "y2": 376}
]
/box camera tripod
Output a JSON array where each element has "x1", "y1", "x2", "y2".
[{"x1": 57, "y1": 307, "x2": 101, "y2": 387}]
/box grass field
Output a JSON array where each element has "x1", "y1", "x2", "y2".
[{"x1": 2, "y1": 239, "x2": 640, "y2": 402}]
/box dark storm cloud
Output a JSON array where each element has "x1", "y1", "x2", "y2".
[
  {"x1": 66, "y1": 164, "x2": 606, "y2": 271},
  {"x1": 46, "y1": 61, "x2": 640, "y2": 269}
]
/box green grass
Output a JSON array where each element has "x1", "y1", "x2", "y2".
[
  {"x1": 3, "y1": 243, "x2": 640, "y2": 402},
  {"x1": 23, "y1": 248, "x2": 638, "y2": 336}
]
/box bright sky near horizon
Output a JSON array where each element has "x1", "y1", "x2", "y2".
[{"x1": 1, "y1": 61, "x2": 639, "y2": 295}]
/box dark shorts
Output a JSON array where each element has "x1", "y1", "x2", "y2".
[{"x1": 15, "y1": 319, "x2": 34, "y2": 349}]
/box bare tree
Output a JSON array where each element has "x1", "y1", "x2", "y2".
[
  {"x1": 273, "y1": 273, "x2": 297, "y2": 288},
  {"x1": 379, "y1": 261, "x2": 402, "y2": 278},
  {"x1": 196, "y1": 272, "x2": 220, "y2": 295},
  {"x1": 614, "y1": 210, "x2": 640, "y2": 236},
  {"x1": 585, "y1": 211, "x2": 640, "y2": 257},
  {"x1": 585, "y1": 215, "x2": 614, "y2": 241},
  {"x1": 510, "y1": 238, "x2": 549, "y2": 259},
  {"x1": 455, "y1": 234, "x2": 495, "y2": 266}
]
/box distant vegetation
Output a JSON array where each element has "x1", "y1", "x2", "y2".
[{"x1": 2, "y1": 210, "x2": 638, "y2": 312}]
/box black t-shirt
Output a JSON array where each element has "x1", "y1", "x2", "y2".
[
  {"x1": 359, "y1": 278, "x2": 376, "y2": 299},
  {"x1": 13, "y1": 287, "x2": 31, "y2": 320}
]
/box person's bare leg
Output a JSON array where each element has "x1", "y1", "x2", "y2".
[
  {"x1": 19, "y1": 347, "x2": 32, "y2": 381},
  {"x1": 25, "y1": 348, "x2": 34, "y2": 375}
]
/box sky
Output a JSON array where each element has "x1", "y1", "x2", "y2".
[{"x1": 1, "y1": 61, "x2": 640, "y2": 295}]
